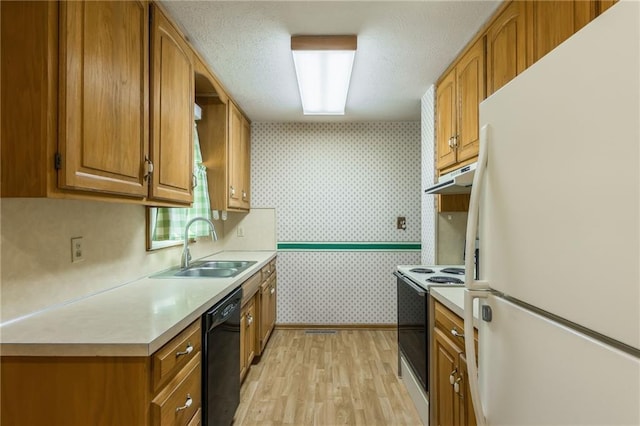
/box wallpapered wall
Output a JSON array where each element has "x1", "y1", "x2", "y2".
[
  {"x1": 251, "y1": 122, "x2": 421, "y2": 325},
  {"x1": 421, "y1": 86, "x2": 436, "y2": 265}
]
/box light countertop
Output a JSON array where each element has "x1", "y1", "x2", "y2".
[
  {"x1": 430, "y1": 286, "x2": 481, "y2": 328},
  {"x1": 0, "y1": 251, "x2": 276, "y2": 357}
]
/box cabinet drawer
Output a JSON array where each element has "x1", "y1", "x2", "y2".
[
  {"x1": 434, "y1": 301, "x2": 466, "y2": 346},
  {"x1": 261, "y1": 260, "x2": 276, "y2": 280},
  {"x1": 152, "y1": 319, "x2": 201, "y2": 391},
  {"x1": 241, "y1": 271, "x2": 262, "y2": 306},
  {"x1": 152, "y1": 356, "x2": 201, "y2": 426}
]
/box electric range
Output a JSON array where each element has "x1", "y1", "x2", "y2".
[
  {"x1": 394, "y1": 264, "x2": 466, "y2": 395},
  {"x1": 396, "y1": 265, "x2": 466, "y2": 290}
]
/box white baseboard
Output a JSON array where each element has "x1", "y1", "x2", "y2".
[{"x1": 400, "y1": 354, "x2": 429, "y2": 426}]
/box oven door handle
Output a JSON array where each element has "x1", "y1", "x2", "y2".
[{"x1": 395, "y1": 273, "x2": 427, "y2": 296}]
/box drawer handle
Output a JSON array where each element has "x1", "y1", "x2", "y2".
[
  {"x1": 270, "y1": 287, "x2": 275, "y2": 295},
  {"x1": 176, "y1": 342, "x2": 194, "y2": 357},
  {"x1": 451, "y1": 328, "x2": 464, "y2": 339},
  {"x1": 175, "y1": 394, "x2": 193, "y2": 412}
]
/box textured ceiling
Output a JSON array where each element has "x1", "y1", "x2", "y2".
[{"x1": 161, "y1": 1, "x2": 501, "y2": 122}]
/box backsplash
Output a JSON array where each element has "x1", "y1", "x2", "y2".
[
  {"x1": 0, "y1": 199, "x2": 275, "y2": 323},
  {"x1": 437, "y1": 212, "x2": 468, "y2": 265},
  {"x1": 251, "y1": 122, "x2": 421, "y2": 325}
]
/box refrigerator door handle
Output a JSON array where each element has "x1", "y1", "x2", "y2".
[
  {"x1": 465, "y1": 124, "x2": 490, "y2": 290},
  {"x1": 464, "y1": 289, "x2": 489, "y2": 426}
]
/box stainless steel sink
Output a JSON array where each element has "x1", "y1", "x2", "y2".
[
  {"x1": 151, "y1": 260, "x2": 257, "y2": 279},
  {"x1": 195, "y1": 260, "x2": 255, "y2": 269},
  {"x1": 174, "y1": 267, "x2": 240, "y2": 278}
]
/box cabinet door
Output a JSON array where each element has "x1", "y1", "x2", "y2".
[
  {"x1": 259, "y1": 279, "x2": 276, "y2": 351},
  {"x1": 458, "y1": 353, "x2": 477, "y2": 426},
  {"x1": 486, "y1": 1, "x2": 527, "y2": 96},
  {"x1": 436, "y1": 70, "x2": 457, "y2": 170},
  {"x1": 598, "y1": 0, "x2": 617, "y2": 14},
  {"x1": 245, "y1": 299, "x2": 257, "y2": 368},
  {"x1": 433, "y1": 328, "x2": 462, "y2": 426},
  {"x1": 228, "y1": 102, "x2": 244, "y2": 209},
  {"x1": 150, "y1": 5, "x2": 194, "y2": 203},
  {"x1": 241, "y1": 114, "x2": 251, "y2": 209},
  {"x1": 456, "y1": 38, "x2": 485, "y2": 163},
  {"x1": 240, "y1": 308, "x2": 247, "y2": 380},
  {"x1": 528, "y1": 1, "x2": 576, "y2": 65},
  {"x1": 268, "y1": 276, "x2": 277, "y2": 332},
  {"x1": 59, "y1": 1, "x2": 148, "y2": 197}
]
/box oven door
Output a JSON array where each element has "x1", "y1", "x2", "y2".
[{"x1": 396, "y1": 272, "x2": 429, "y2": 392}]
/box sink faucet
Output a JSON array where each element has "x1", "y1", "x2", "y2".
[{"x1": 181, "y1": 217, "x2": 218, "y2": 269}]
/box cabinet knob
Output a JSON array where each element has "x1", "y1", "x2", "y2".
[
  {"x1": 448, "y1": 137, "x2": 454, "y2": 149},
  {"x1": 451, "y1": 328, "x2": 464, "y2": 339},
  {"x1": 270, "y1": 287, "x2": 275, "y2": 295},
  {"x1": 242, "y1": 191, "x2": 247, "y2": 200},
  {"x1": 230, "y1": 186, "x2": 235, "y2": 196},
  {"x1": 247, "y1": 314, "x2": 253, "y2": 325},
  {"x1": 176, "y1": 342, "x2": 194, "y2": 357},
  {"x1": 175, "y1": 394, "x2": 193, "y2": 412},
  {"x1": 192, "y1": 173, "x2": 197, "y2": 189}
]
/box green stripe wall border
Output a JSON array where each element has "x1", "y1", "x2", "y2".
[{"x1": 277, "y1": 242, "x2": 421, "y2": 252}]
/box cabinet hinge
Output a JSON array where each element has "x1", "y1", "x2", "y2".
[{"x1": 54, "y1": 153, "x2": 62, "y2": 170}]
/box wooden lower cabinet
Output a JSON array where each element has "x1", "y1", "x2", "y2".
[
  {"x1": 259, "y1": 265, "x2": 277, "y2": 354},
  {"x1": 239, "y1": 256, "x2": 277, "y2": 380},
  {"x1": 240, "y1": 297, "x2": 257, "y2": 381},
  {"x1": 431, "y1": 301, "x2": 478, "y2": 426},
  {"x1": 0, "y1": 319, "x2": 202, "y2": 426}
]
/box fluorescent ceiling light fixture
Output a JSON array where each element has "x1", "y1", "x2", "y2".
[{"x1": 291, "y1": 35, "x2": 357, "y2": 115}]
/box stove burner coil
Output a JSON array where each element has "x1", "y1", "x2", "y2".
[
  {"x1": 409, "y1": 268, "x2": 434, "y2": 274},
  {"x1": 440, "y1": 267, "x2": 465, "y2": 275},
  {"x1": 427, "y1": 276, "x2": 464, "y2": 284}
]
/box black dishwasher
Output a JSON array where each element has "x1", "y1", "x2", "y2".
[{"x1": 202, "y1": 286, "x2": 242, "y2": 426}]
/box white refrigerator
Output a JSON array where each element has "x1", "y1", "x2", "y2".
[{"x1": 463, "y1": 1, "x2": 640, "y2": 425}]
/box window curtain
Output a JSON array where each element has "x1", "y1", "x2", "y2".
[{"x1": 153, "y1": 122, "x2": 212, "y2": 240}]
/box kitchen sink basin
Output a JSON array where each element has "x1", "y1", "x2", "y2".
[
  {"x1": 151, "y1": 260, "x2": 257, "y2": 279},
  {"x1": 194, "y1": 260, "x2": 255, "y2": 269},
  {"x1": 174, "y1": 267, "x2": 240, "y2": 278}
]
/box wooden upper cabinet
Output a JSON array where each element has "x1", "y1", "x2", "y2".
[
  {"x1": 228, "y1": 102, "x2": 250, "y2": 211},
  {"x1": 59, "y1": 1, "x2": 149, "y2": 197},
  {"x1": 149, "y1": 4, "x2": 194, "y2": 204},
  {"x1": 486, "y1": 1, "x2": 527, "y2": 96},
  {"x1": 241, "y1": 114, "x2": 251, "y2": 209},
  {"x1": 228, "y1": 102, "x2": 244, "y2": 209},
  {"x1": 435, "y1": 38, "x2": 484, "y2": 172},
  {"x1": 527, "y1": 1, "x2": 597, "y2": 66},
  {"x1": 598, "y1": 0, "x2": 618, "y2": 14},
  {"x1": 436, "y1": 70, "x2": 457, "y2": 170},
  {"x1": 1, "y1": 1, "x2": 57, "y2": 198},
  {"x1": 455, "y1": 40, "x2": 485, "y2": 163}
]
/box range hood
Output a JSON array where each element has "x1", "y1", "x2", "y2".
[{"x1": 425, "y1": 162, "x2": 477, "y2": 195}]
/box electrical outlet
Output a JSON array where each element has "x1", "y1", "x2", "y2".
[
  {"x1": 237, "y1": 226, "x2": 245, "y2": 237},
  {"x1": 71, "y1": 237, "x2": 84, "y2": 262},
  {"x1": 397, "y1": 217, "x2": 407, "y2": 230}
]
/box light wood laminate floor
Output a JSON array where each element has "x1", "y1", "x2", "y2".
[{"x1": 235, "y1": 329, "x2": 422, "y2": 426}]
